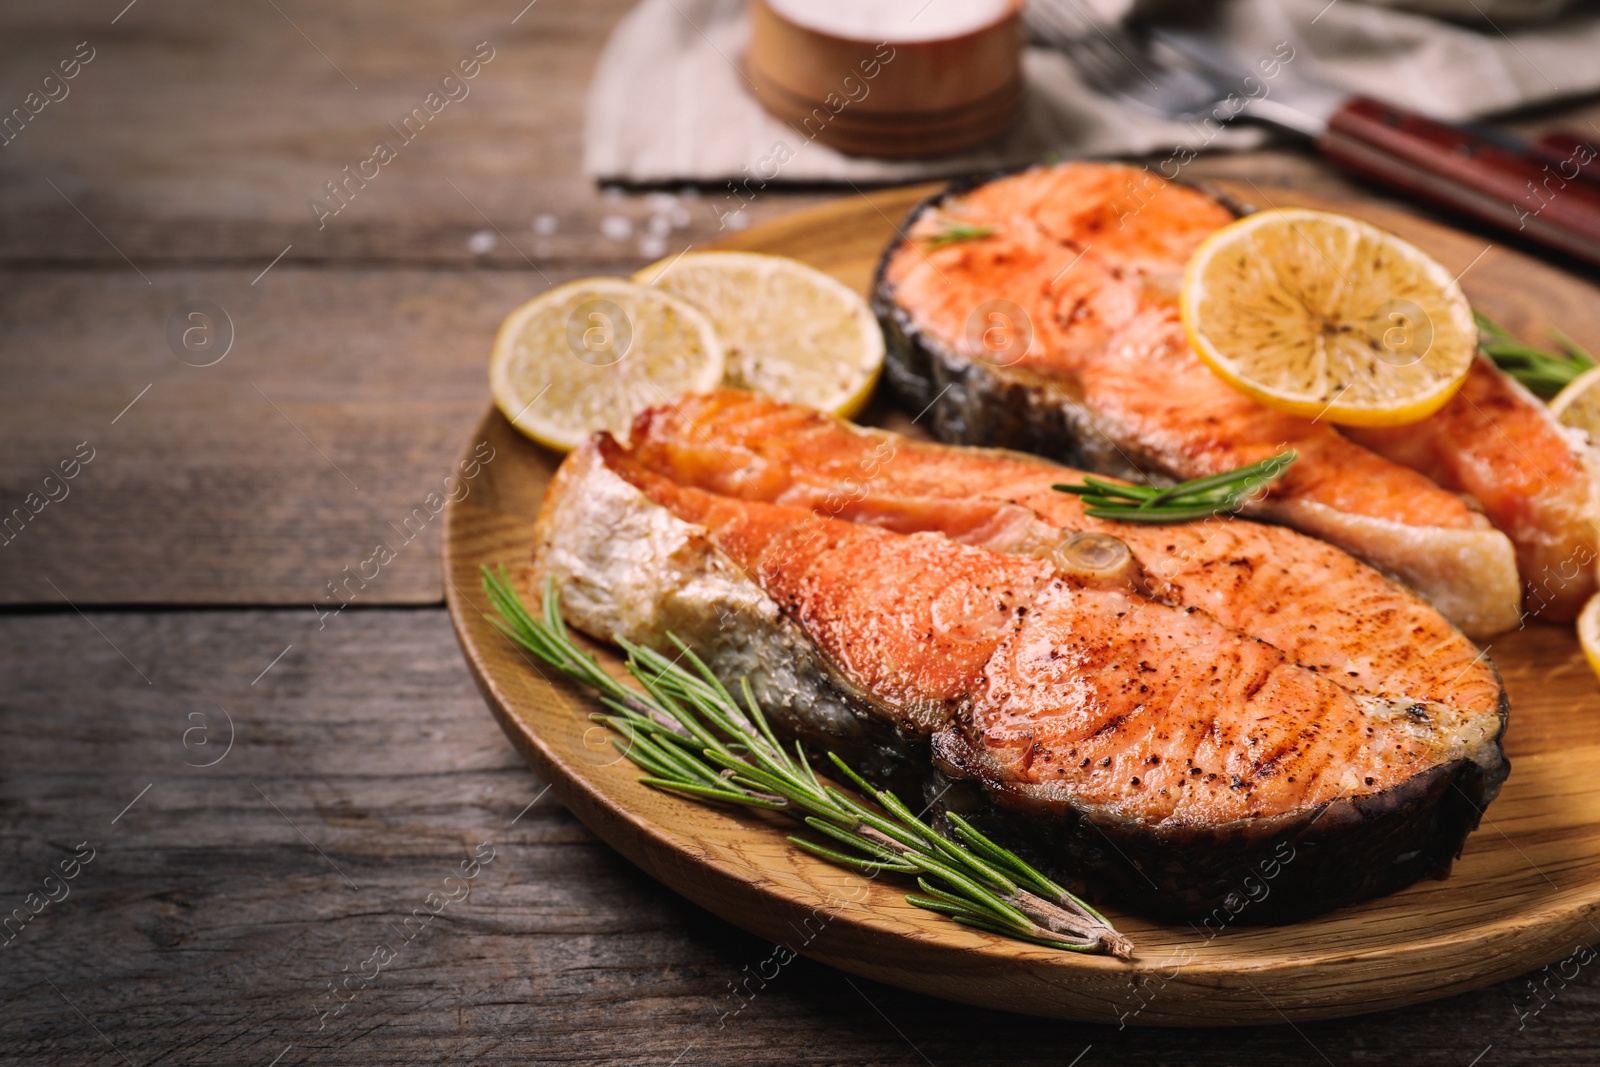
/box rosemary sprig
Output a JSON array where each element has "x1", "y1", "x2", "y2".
[
  {"x1": 922, "y1": 223, "x2": 997, "y2": 249},
  {"x1": 481, "y1": 566, "x2": 1132, "y2": 959},
  {"x1": 1477, "y1": 310, "x2": 1594, "y2": 399},
  {"x1": 1053, "y1": 451, "x2": 1296, "y2": 523}
]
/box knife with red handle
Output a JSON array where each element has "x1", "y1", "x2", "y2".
[
  {"x1": 1132, "y1": 28, "x2": 1600, "y2": 267},
  {"x1": 1316, "y1": 98, "x2": 1600, "y2": 267},
  {"x1": 1529, "y1": 130, "x2": 1600, "y2": 188}
]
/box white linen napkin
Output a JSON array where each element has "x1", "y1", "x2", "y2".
[{"x1": 583, "y1": 0, "x2": 1600, "y2": 185}]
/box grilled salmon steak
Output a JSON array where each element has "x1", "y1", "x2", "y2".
[
  {"x1": 1346, "y1": 359, "x2": 1600, "y2": 620},
  {"x1": 874, "y1": 162, "x2": 1599, "y2": 634},
  {"x1": 533, "y1": 393, "x2": 1509, "y2": 923}
]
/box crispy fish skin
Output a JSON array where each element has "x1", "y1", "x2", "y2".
[
  {"x1": 532, "y1": 423, "x2": 1509, "y2": 923},
  {"x1": 871, "y1": 163, "x2": 1566, "y2": 638}
]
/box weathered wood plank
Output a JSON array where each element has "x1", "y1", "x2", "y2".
[
  {"x1": 1, "y1": 608, "x2": 1596, "y2": 1064},
  {"x1": 0, "y1": 266, "x2": 564, "y2": 606},
  {"x1": 6, "y1": 0, "x2": 1600, "y2": 1055},
  {"x1": 0, "y1": 0, "x2": 843, "y2": 267}
]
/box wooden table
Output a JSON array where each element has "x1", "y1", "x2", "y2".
[{"x1": 3, "y1": 2, "x2": 1598, "y2": 1062}]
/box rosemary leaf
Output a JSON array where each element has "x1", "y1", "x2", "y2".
[
  {"x1": 821, "y1": 787, "x2": 935, "y2": 853},
  {"x1": 702, "y1": 750, "x2": 826, "y2": 812},
  {"x1": 904, "y1": 892, "x2": 1001, "y2": 925},
  {"x1": 824, "y1": 751, "x2": 876, "y2": 796},
  {"x1": 947, "y1": 914, "x2": 1101, "y2": 953},
  {"x1": 789, "y1": 836, "x2": 920, "y2": 875},
  {"x1": 742, "y1": 678, "x2": 787, "y2": 758},
  {"x1": 922, "y1": 223, "x2": 997, "y2": 249},
  {"x1": 947, "y1": 813, "x2": 1068, "y2": 901},
  {"x1": 794, "y1": 741, "x2": 828, "y2": 796},
  {"x1": 1052, "y1": 477, "x2": 1156, "y2": 501},
  {"x1": 1146, "y1": 453, "x2": 1289, "y2": 507},
  {"x1": 480, "y1": 566, "x2": 1132, "y2": 959},
  {"x1": 906, "y1": 887, "x2": 1016, "y2": 928},
  {"x1": 1476, "y1": 310, "x2": 1595, "y2": 399},
  {"x1": 641, "y1": 778, "x2": 788, "y2": 808},
  {"x1": 594, "y1": 713, "x2": 699, "y2": 754},
  {"x1": 803, "y1": 817, "x2": 913, "y2": 865},
  {"x1": 912, "y1": 877, "x2": 998, "y2": 916},
  {"x1": 1053, "y1": 450, "x2": 1296, "y2": 524},
  {"x1": 872, "y1": 789, "x2": 1020, "y2": 894},
  {"x1": 1552, "y1": 326, "x2": 1594, "y2": 364},
  {"x1": 897, "y1": 851, "x2": 1030, "y2": 926},
  {"x1": 616, "y1": 724, "x2": 724, "y2": 787},
  {"x1": 668, "y1": 632, "x2": 741, "y2": 708},
  {"x1": 602, "y1": 725, "x2": 677, "y2": 773},
  {"x1": 1084, "y1": 505, "x2": 1237, "y2": 524}
]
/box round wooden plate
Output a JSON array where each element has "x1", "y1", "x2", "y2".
[{"x1": 444, "y1": 181, "x2": 1600, "y2": 1025}]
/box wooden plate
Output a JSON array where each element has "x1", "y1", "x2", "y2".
[{"x1": 444, "y1": 181, "x2": 1600, "y2": 1025}]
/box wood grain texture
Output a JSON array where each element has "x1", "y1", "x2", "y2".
[
  {"x1": 0, "y1": 0, "x2": 842, "y2": 268},
  {"x1": 0, "y1": 1, "x2": 1594, "y2": 271},
  {"x1": 0, "y1": 266, "x2": 575, "y2": 606},
  {"x1": 5, "y1": 0, "x2": 1600, "y2": 1057},
  {"x1": 5, "y1": 607, "x2": 1600, "y2": 1065},
  {"x1": 444, "y1": 185, "x2": 1600, "y2": 1025}
]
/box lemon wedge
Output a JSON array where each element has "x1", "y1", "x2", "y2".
[
  {"x1": 635, "y1": 251, "x2": 884, "y2": 418},
  {"x1": 1579, "y1": 592, "x2": 1600, "y2": 684},
  {"x1": 490, "y1": 278, "x2": 723, "y2": 452},
  {"x1": 1180, "y1": 208, "x2": 1476, "y2": 427},
  {"x1": 1550, "y1": 365, "x2": 1600, "y2": 444}
]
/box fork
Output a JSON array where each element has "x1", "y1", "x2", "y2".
[{"x1": 1024, "y1": 0, "x2": 1600, "y2": 267}]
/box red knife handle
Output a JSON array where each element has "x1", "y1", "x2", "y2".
[
  {"x1": 1530, "y1": 130, "x2": 1600, "y2": 188},
  {"x1": 1316, "y1": 96, "x2": 1600, "y2": 268}
]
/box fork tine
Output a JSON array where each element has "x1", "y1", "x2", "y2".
[
  {"x1": 1072, "y1": 37, "x2": 1135, "y2": 93},
  {"x1": 1085, "y1": 25, "x2": 1163, "y2": 92},
  {"x1": 1023, "y1": 0, "x2": 1096, "y2": 41},
  {"x1": 1026, "y1": 0, "x2": 1152, "y2": 93},
  {"x1": 1026, "y1": 0, "x2": 1232, "y2": 119}
]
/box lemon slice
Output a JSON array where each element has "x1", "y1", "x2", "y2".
[
  {"x1": 635, "y1": 251, "x2": 884, "y2": 418},
  {"x1": 1579, "y1": 592, "x2": 1600, "y2": 684},
  {"x1": 1550, "y1": 365, "x2": 1600, "y2": 444},
  {"x1": 490, "y1": 278, "x2": 724, "y2": 451},
  {"x1": 1180, "y1": 208, "x2": 1477, "y2": 427}
]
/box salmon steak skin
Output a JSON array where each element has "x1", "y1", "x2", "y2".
[
  {"x1": 873, "y1": 162, "x2": 1600, "y2": 636},
  {"x1": 531, "y1": 392, "x2": 1509, "y2": 924}
]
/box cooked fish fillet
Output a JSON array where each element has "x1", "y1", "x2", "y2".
[
  {"x1": 873, "y1": 162, "x2": 1595, "y2": 636},
  {"x1": 1347, "y1": 357, "x2": 1600, "y2": 620},
  {"x1": 626, "y1": 390, "x2": 1504, "y2": 718},
  {"x1": 532, "y1": 396, "x2": 1509, "y2": 922}
]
